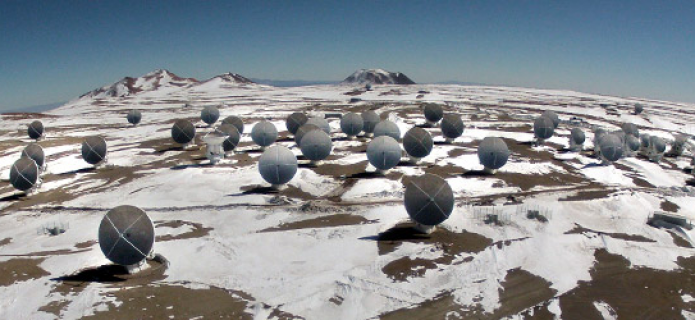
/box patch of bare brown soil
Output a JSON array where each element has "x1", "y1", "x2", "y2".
[
  {"x1": 154, "y1": 220, "x2": 212, "y2": 241},
  {"x1": 0, "y1": 258, "x2": 50, "y2": 286},
  {"x1": 559, "y1": 188, "x2": 614, "y2": 201},
  {"x1": 0, "y1": 238, "x2": 11, "y2": 247},
  {"x1": 564, "y1": 224, "x2": 656, "y2": 243},
  {"x1": 382, "y1": 257, "x2": 440, "y2": 282},
  {"x1": 493, "y1": 171, "x2": 586, "y2": 191},
  {"x1": 238, "y1": 184, "x2": 315, "y2": 201},
  {"x1": 81, "y1": 284, "x2": 255, "y2": 320},
  {"x1": 670, "y1": 232, "x2": 693, "y2": 248},
  {"x1": 74, "y1": 240, "x2": 96, "y2": 249},
  {"x1": 260, "y1": 214, "x2": 377, "y2": 232},
  {"x1": 559, "y1": 249, "x2": 695, "y2": 319},
  {"x1": 344, "y1": 89, "x2": 364, "y2": 96},
  {"x1": 312, "y1": 161, "x2": 368, "y2": 178},
  {"x1": 661, "y1": 200, "x2": 681, "y2": 213}
]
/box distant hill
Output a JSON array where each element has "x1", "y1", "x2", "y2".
[
  {"x1": 78, "y1": 69, "x2": 198, "y2": 100},
  {"x1": 75, "y1": 69, "x2": 257, "y2": 102},
  {"x1": 2, "y1": 101, "x2": 66, "y2": 113},
  {"x1": 341, "y1": 69, "x2": 415, "y2": 85}
]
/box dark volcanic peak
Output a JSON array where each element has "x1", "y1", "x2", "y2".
[
  {"x1": 79, "y1": 69, "x2": 198, "y2": 99},
  {"x1": 342, "y1": 69, "x2": 415, "y2": 85}
]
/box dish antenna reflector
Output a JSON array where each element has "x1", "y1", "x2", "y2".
[
  {"x1": 621, "y1": 123, "x2": 639, "y2": 137},
  {"x1": 300, "y1": 129, "x2": 332, "y2": 165},
  {"x1": 82, "y1": 136, "x2": 108, "y2": 166},
  {"x1": 569, "y1": 128, "x2": 585, "y2": 152},
  {"x1": 361, "y1": 111, "x2": 380, "y2": 137},
  {"x1": 98, "y1": 205, "x2": 154, "y2": 266},
  {"x1": 218, "y1": 123, "x2": 240, "y2": 153},
  {"x1": 478, "y1": 137, "x2": 510, "y2": 174},
  {"x1": 222, "y1": 116, "x2": 244, "y2": 134},
  {"x1": 598, "y1": 134, "x2": 623, "y2": 163},
  {"x1": 423, "y1": 103, "x2": 444, "y2": 126},
  {"x1": 542, "y1": 110, "x2": 560, "y2": 128},
  {"x1": 251, "y1": 121, "x2": 278, "y2": 149},
  {"x1": 10, "y1": 157, "x2": 40, "y2": 193},
  {"x1": 366, "y1": 136, "x2": 401, "y2": 173},
  {"x1": 373, "y1": 120, "x2": 401, "y2": 141},
  {"x1": 258, "y1": 145, "x2": 298, "y2": 189},
  {"x1": 28, "y1": 120, "x2": 44, "y2": 140},
  {"x1": 340, "y1": 112, "x2": 364, "y2": 138},
  {"x1": 201, "y1": 106, "x2": 220, "y2": 126},
  {"x1": 403, "y1": 127, "x2": 433, "y2": 164},
  {"x1": 171, "y1": 119, "x2": 196, "y2": 148},
  {"x1": 668, "y1": 135, "x2": 688, "y2": 157},
  {"x1": 440, "y1": 114, "x2": 464, "y2": 143},
  {"x1": 21, "y1": 143, "x2": 46, "y2": 172},
  {"x1": 634, "y1": 104, "x2": 644, "y2": 115},
  {"x1": 533, "y1": 116, "x2": 555, "y2": 145},
  {"x1": 648, "y1": 136, "x2": 666, "y2": 162},
  {"x1": 127, "y1": 109, "x2": 142, "y2": 126},
  {"x1": 403, "y1": 173, "x2": 454, "y2": 233},
  {"x1": 625, "y1": 134, "x2": 640, "y2": 156},
  {"x1": 295, "y1": 124, "x2": 321, "y2": 145},
  {"x1": 286, "y1": 112, "x2": 308, "y2": 136},
  {"x1": 305, "y1": 118, "x2": 330, "y2": 135}
]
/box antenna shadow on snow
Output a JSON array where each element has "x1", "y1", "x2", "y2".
[
  {"x1": 359, "y1": 224, "x2": 430, "y2": 242},
  {"x1": 298, "y1": 162, "x2": 319, "y2": 169},
  {"x1": 344, "y1": 172, "x2": 386, "y2": 179},
  {"x1": 517, "y1": 141, "x2": 536, "y2": 147},
  {"x1": 0, "y1": 192, "x2": 26, "y2": 202},
  {"x1": 397, "y1": 160, "x2": 420, "y2": 167},
  {"x1": 581, "y1": 163, "x2": 607, "y2": 169},
  {"x1": 226, "y1": 185, "x2": 279, "y2": 197},
  {"x1": 57, "y1": 167, "x2": 96, "y2": 175},
  {"x1": 462, "y1": 169, "x2": 494, "y2": 177},
  {"x1": 154, "y1": 146, "x2": 185, "y2": 154},
  {"x1": 51, "y1": 264, "x2": 129, "y2": 284}
]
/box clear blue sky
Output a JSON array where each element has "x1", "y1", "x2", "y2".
[{"x1": 1, "y1": 0, "x2": 694, "y2": 111}]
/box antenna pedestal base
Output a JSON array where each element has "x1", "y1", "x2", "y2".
[
  {"x1": 413, "y1": 223, "x2": 435, "y2": 234},
  {"x1": 271, "y1": 184, "x2": 286, "y2": 191},
  {"x1": 483, "y1": 167, "x2": 497, "y2": 175}
]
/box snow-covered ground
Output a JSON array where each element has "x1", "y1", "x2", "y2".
[{"x1": 1, "y1": 73, "x2": 694, "y2": 319}]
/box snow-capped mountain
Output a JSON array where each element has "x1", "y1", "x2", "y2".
[
  {"x1": 207, "y1": 72, "x2": 254, "y2": 84},
  {"x1": 341, "y1": 68, "x2": 415, "y2": 85},
  {"x1": 78, "y1": 69, "x2": 198, "y2": 100},
  {"x1": 187, "y1": 72, "x2": 257, "y2": 92}
]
